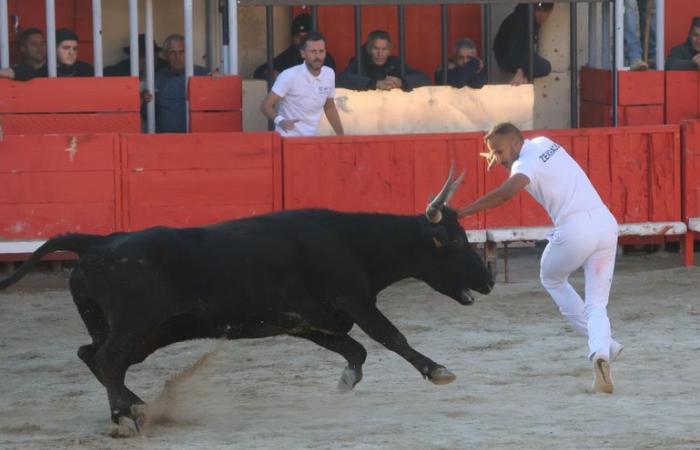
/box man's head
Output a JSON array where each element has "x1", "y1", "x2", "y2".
[
  {"x1": 452, "y1": 38, "x2": 478, "y2": 67},
  {"x1": 55, "y1": 28, "x2": 79, "y2": 67},
  {"x1": 534, "y1": 2, "x2": 554, "y2": 26},
  {"x1": 300, "y1": 31, "x2": 327, "y2": 72},
  {"x1": 291, "y1": 14, "x2": 312, "y2": 49},
  {"x1": 482, "y1": 122, "x2": 524, "y2": 170},
  {"x1": 17, "y1": 28, "x2": 46, "y2": 66},
  {"x1": 366, "y1": 30, "x2": 392, "y2": 66},
  {"x1": 689, "y1": 17, "x2": 700, "y2": 52},
  {"x1": 163, "y1": 34, "x2": 185, "y2": 73}
]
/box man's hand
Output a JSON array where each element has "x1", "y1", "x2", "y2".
[
  {"x1": 386, "y1": 76, "x2": 402, "y2": 88},
  {"x1": 510, "y1": 69, "x2": 528, "y2": 86},
  {"x1": 141, "y1": 90, "x2": 153, "y2": 103},
  {"x1": 279, "y1": 119, "x2": 299, "y2": 131},
  {"x1": 692, "y1": 53, "x2": 700, "y2": 69},
  {"x1": 376, "y1": 78, "x2": 396, "y2": 90}
]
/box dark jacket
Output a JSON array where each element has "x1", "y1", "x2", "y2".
[
  {"x1": 493, "y1": 3, "x2": 547, "y2": 75},
  {"x1": 337, "y1": 48, "x2": 430, "y2": 91},
  {"x1": 104, "y1": 57, "x2": 169, "y2": 77},
  {"x1": 434, "y1": 58, "x2": 487, "y2": 89},
  {"x1": 253, "y1": 44, "x2": 336, "y2": 79},
  {"x1": 12, "y1": 60, "x2": 94, "y2": 81},
  {"x1": 666, "y1": 39, "x2": 700, "y2": 71}
]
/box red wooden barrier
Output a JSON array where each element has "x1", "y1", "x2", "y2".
[
  {"x1": 0, "y1": 134, "x2": 121, "y2": 239},
  {"x1": 681, "y1": 120, "x2": 700, "y2": 265},
  {"x1": 665, "y1": 72, "x2": 700, "y2": 125},
  {"x1": 188, "y1": 76, "x2": 243, "y2": 132},
  {"x1": 0, "y1": 78, "x2": 140, "y2": 134},
  {"x1": 120, "y1": 132, "x2": 282, "y2": 231},
  {"x1": 282, "y1": 133, "x2": 487, "y2": 230}
]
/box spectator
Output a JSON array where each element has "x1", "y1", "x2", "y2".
[
  {"x1": 666, "y1": 17, "x2": 700, "y2": 71},
  {"x1": 0, "y1": 28, "x2": 47, "y2": 81},
  {"x1": 142, "y1": 34, "x2": 207, "y2": 133},
  {"x1": 104, "y1": 33, "x2": 168, "y2": 77},
  {"x1": 493, "y1": 2, "x2": 553, "y2": 86},
  {"x1": 624, "y1": 0, "x2": 648, "y2": 70},
  {"x1": 253, "y1": 13, "x2": 336, "y2": 82},
  {"x1": 337, "y1": 29, "x2": 430, "y2": 91},
  {"x1": 260, "y1": 31, "x2": 343, "y2": 137},
  {"x1": 638, "y1": 0, "x2": 657, "y2": 65},
  {"x1": 434, "y1": 38, "x2": 486, "y2": 89},
  {"x1": 54, "y1": 28, "x2": 94, "y2": 77}
]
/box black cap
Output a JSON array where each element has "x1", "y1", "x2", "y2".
[
  {"x1": 123, "y1": 33, "x2": 161, "y2": 55},
  {"x1": 292, "y1": 14, "x2": 311, "y2": 35},
  {"x1": 56, "y1": 28, "x2": 78, "y2": 46}
]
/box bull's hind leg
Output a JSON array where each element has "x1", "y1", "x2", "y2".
[
  {"x1": 72, "y1": 294, "x2": 109, "y2": 383},
  {"x1": 331, "y1": 296, "x2": 456, "y2": 385},
  {"x1": 291, "y1": 331, "x2": 367, "y2": 392}
]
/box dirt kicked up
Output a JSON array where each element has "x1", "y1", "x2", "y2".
[{"x1": 1, "y1": 248, "x2": 699, "y2": 450}]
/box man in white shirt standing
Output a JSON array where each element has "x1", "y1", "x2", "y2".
[
  {"x1": 261, "y1": 31, "x2": 344, "y2": 137},
  {"x1": 457, "y1": 122, "x2": 623, "y2": 394}
]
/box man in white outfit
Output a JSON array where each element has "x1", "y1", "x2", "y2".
[{"x1": 457, "y1": 122, "x2": 623, "y2": 394}]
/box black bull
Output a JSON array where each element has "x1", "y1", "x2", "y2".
[{"x1": 0, "y1": 171, "x2": 494, "y2": 431}]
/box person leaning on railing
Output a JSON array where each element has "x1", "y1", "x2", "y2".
[
  {"x1": 0, "y1": 28, "x2": 47, "y2": 81},
  {"x1": 666, "y1": 17, "x2": 700, "y2": 71},
  {"x1": 434, "y1": 37, "x2": 487, "y2": 89}
]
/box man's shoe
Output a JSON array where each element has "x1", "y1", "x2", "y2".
[
  {"x1": 591, "y1": 353, "x2": 614, "y2": 394},
  {"x1": 630, "y1": 59, "x2": 649, "y2": 71},
  {"x1": 610, "y1": 341, "x2": 624, "y2": 363}
]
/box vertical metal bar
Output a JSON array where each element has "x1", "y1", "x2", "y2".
[
  {"x1": 46, "y1": 0, "x2": 57, "y2": 77},
  {"x1": 265, "y1": 5, "x2": 274, "y2": 88},
  {"x1": 655, "y1": 0, "x2": 664, "y2": 69},
  {"x1": 205, "y1": 0, "x2": 215, "y2": 71},
  {"x1": 588, "y1": 1, "x2": 598, "y2": 68},
  {"x1": 184, "y1": 0, "x2": 194, "y2": 132},
  {"x1": 483, "y1": 3, "x2": 491, "y2": 84},
  {"x1": 311, "y1": 5, "x2": 318, "y2": 31},
  {"x1": 0, "y1": 0, "x2": 9, "y2": 68},
  {"x1": 145, "y1": 0, "x2": 155, "y2": 133},
  {"x1": 570, "y1": 2, "x2": 578, "y2": 128},
  {"x1": 221, "y1": 0, "x2": 229, "y2": 73},
  {"x1": 92, "y1": 0, "x2": 103, "y2": 76},
  {"x1": 614, "y1": 0, "x2": 624, "y2": 71},
  {"x1": 527, "y1": 3, "x2": 534, "y2": 82},
  {"x1": 441, "y1": 4, "x2": 448, "y2": 85},
  {"x1": 398, "y1": 5, "x2": 405, "y2": 77},
  {"x1": 602, "y1": 0, "x2": 610, "y2": 69},
  {"x1": 227, "y1": 0, "x2": 237, "y2": 74},
  {"x1": 128, "y1": 0, "x2": 138, "y2": 77},
  {"x1": 612, "y1": 0, "x2": 619, "y2": 126},
  {"x1": 354, "y1": 5, "x2": 362, "y2": 74}
]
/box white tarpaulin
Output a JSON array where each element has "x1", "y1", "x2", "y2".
[{"x1": 317, "y1": 84, "x2": 534, "y2": 136}]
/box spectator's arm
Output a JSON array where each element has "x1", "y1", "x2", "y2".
[
  {"x1": 324, "y1": 97, "x2": 344, "y2": 136},
  {"x1": 402, "y1": 65, "x2": 431, "y2": 90},
  {"x1": 665, "y1": 47, "x2": 700, "y2": 71},
  {"x1": 337, "y1": 59, "x2": 374, "y2": 90}
]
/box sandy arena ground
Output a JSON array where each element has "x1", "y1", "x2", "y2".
[{"x1": 1, "y1": 247, "x2": 699, "y2": 450}]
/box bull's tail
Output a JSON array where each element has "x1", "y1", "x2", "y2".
[{"x1": 0, "y1": 233, "x2": 102, "y2": 290}]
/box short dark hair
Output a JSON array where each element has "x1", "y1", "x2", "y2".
[
  {"x1": 366, "y1": 30, "x2": 392, "y2": 46},
  {"x1": 18, "y1": 28, "x2": 43, "y2": 47},
  {"x1": 454, "y1": 38, "x2": 476, "y2": 52},
  {"x1": 300, "y1": 31, "x2": 326, "y2": 50},
  {"x1": 484, "y1": 122, "x2": 523, "y2": 142},
  {"x1": 690, "y1": 17, "x2": 700, "y2": 35}
]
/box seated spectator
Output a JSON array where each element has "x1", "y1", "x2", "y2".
[
  {"x1": 666, "y1": 17, "x2": 700, "y2": 71},
  {"x1": 104, "y1": 33, "x2": 168, "y2": 77},
  {"x1": 337, "y1": 30, "x2": 430, "y2": 91},
  {"x1": 142, "y1": 34, "x2": 207, "y2": 133},
  {"x1": 253, "y1": 13, "x2": 336, "y2": 81},
  {"x1": 434, "y1": 38, "x2": 486, "y2": 89},
  {"x1": 0, "y1": 28, "x2": 47, "y2": 81},
  {"x1": 54, "y1": 28, "x2": 94, "y2": 77},
  {"x1": 494, "y1": 2, "x2": 553, "y2": 86}
]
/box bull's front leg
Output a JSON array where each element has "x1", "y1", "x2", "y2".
[{"x1": 331, "y1": 295, "x2": 456, "y2": 385}]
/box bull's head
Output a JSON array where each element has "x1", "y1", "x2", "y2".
[{"x1": 420, "y1": 162, "x2": 495, "y2": 305}]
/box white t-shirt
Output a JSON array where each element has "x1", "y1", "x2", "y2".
[
  {"x1": 271, "y1": 63, "x2": 336, "y2": 137},
  {"x1": 511, "y1": 137, "x2": 605, "y2": 225}
]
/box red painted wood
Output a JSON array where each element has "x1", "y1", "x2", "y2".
[
  {"x1": 0, "y1": 134, "x2": 117, "y2": 171},
  {"x1": 681, "y1": 120, "x2": 700, "y2": 220},
  {"x1": 623, "y1": 105, "x2": 665, "y2": 126},
  {"x1": 664, "y1": 0, "x2": 700, "y2": 56},
  {"x1": 618, "y1": 71, "x2": 665, "y2": 106},
  {"x1": 190, "y1": 111, "x2": 243, "y2": 132},
  {"x1": 581, "y1": 101, "x2": 612, "y2": 128},
  {"x1": 189, "y1": 76, "x2": 242, "y2": 111},
  {"x1": 0, "y1": 203, "x2": 116, "y2": 239},
  {"x1": 0, "y1": 113, "x2": 140, "y2": 134},
  {"x1": 580, "y1": 67, "x2": 611, "y2": 104},
  {"x1": 665, "y1": 72, "x2": 699, "y2": 125}
]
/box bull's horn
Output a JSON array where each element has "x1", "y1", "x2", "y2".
[{"x1": 425, "y1": 161, "x2": 465, "y2": 223}]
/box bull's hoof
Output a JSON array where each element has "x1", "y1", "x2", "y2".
[
  {"x1": 428, "y1": 366, "x2": 456, "y2": 385},
  {"x1": 338, "y1": 366, "x2": 362, "y2": 393},
  {"x1": 107, "y1": 416, "x2": 140, "y2": 438}
]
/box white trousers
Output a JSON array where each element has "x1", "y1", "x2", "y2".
[{"x1": 539, "y1": 207, "x2": 619, "y2": 360}]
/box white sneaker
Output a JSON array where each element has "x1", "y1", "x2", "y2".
[
  {"x1": 610, "y1": 341, "x2": 624, "y2": 363},
  {"x1": 591, "y1": 353, "x2": 614, "y2": 394}
]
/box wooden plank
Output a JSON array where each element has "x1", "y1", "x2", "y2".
[
  {"x1": 610, "y1": 133, "x2": 649, "y2": 222},
  {"x1": 0, "y1": 203, "x2": 116, "y2": 239},
  {"x1": 0, "y1": 134, "x2": 117, "y2": 171},
  {"x1": 580, "y1": 67, "x2": 611, "y2": 104},
  {"x1": 189, "y1": 76, "x2": 242, "y2": 111},
  {"x1": 580, "y1": 101, "x2": 611, "y2": 128},
  {"x1": 0, "y1": 172, "x2": 116, "y2": 203},
  {"x1": 648, "y1": 131, "x2": 680, "y2": 221},
  {"x1": 618, "y1": 71, "x2": 665, "y2": 106},
  {"x1": 665, "y1": 72, "x2": 699, "y2": 125},
  {"x1": 681, "y1": 120, "x2": 700, "y2": 220},
  {"x1": 587, "y1": 133, "x2": 613, "y2": 210},
  {"x1": 0, "y1": 113, "x2": 140, "y2": 134},
  {"x1": 622, "y1": 105, "x2": 665, "y2": 126},
  {"x1": 190, "y1": 111, "x2": 243, "y2": 132},
  {"x1": 0, "y1": 77, "x2": 140, "y2": 113}
]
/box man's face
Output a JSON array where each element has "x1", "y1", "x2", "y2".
[
  {"x1": 534, "y1": 8, "x2": 552, "y2": 26},
  {"x1": 292, "y1": 31, "x2": 307, "y2": 49},
  {"x1": 486, "y1": 134, "x2": 522, "y2": 170},
  {"x1": 691, "y1": 26, "x2": 700, "y2": 52},
  {"x1": 453, "y1": 47, "x2": 477, "y2": 67},
  {"x1": 368, "y1": 38, "x2": 391, "y2": 66},
  {"x1": 20, "y1": 33, "x2": 47, "y2": 64},
  {"x1": 300, "y1": 39, "x2": 326, "y2": 72},
  {"x1": 57, "y1": 40, "x2": 78, "y2": 66},
  {"x1": 166, "y1": 39, "x2": 185, "y2": 72}
]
